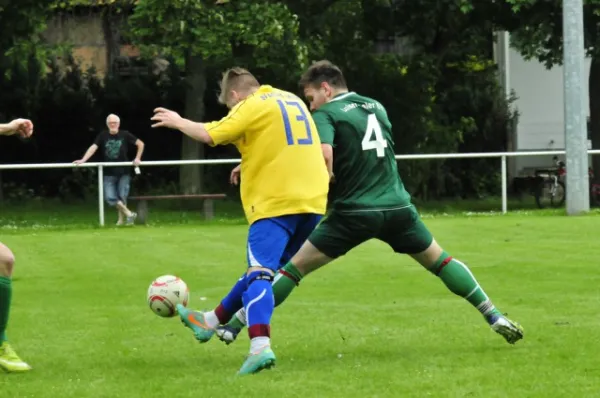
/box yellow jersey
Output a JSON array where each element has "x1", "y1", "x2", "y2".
[{"x1": 205, "y1": 85, "x2": 329, "y2": 224}]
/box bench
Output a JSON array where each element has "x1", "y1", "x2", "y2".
[{"x1": 129, "y1": 194, "x2": 227, "y2": 224}]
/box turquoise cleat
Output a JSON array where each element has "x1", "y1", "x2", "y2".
[
  {"x1": 238, "y1": 346, "x2": 276, "y2": 375},
  {"x1": 176, "y1": 304, "x2": 215, "y2": 343}
]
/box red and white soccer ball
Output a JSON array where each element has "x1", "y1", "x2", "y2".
[{"x1": 147, "y1": 275, "x2": 190, "y2": 318}]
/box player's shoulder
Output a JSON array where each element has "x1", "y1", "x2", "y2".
[
  {"x1": 349, "y1": 92, "x2": 385, "y2": 108},
  {"x1": 250, "y1": 85, "x2": 302, "y2": 103},
  {"x1": 317, "y1": 92, "x2": 362, "y2": 116}
]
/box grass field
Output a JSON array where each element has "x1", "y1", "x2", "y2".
[{"x1": 1, "y1": 206, "x2": 600, "y2": 397}]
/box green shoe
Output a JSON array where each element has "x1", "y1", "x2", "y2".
[
  {"x1": 0, "y1": 342, "x2": 32, "y2": 373},
  {"x1": 238, "y1": 347, "x2": 276, "y2": 375},
  {"x1": 176, "y1": 304, "x2": 214, "y2": 343}
]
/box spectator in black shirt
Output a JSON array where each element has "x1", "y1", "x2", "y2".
[{"x1": 74, "y1": 114, "x2": 145, "y2": 225}]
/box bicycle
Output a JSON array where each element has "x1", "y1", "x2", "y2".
[{"x1": 534, "y1": 156, "x2": 600, "y2": 208}]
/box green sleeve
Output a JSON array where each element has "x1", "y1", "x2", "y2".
[{"x1": 312, "y1": 110, "x2": 335, "y2": 145}]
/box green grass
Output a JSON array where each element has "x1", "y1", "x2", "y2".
[
  {"x1": 0, "y1": 195, "x2": 569, "y2": 232},
  {"x1": 1, "y1": 211, "x2": 600, "y2": 397}
]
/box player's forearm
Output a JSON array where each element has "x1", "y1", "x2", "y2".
[
  {"x1": 321, "y1": 144, "x2": 334, "y2": 180},
  {"x1": 177, "y1": 119, "x2": 214, "y2": 145},
  {"x1": 0, "y1": 124, "x2": 15, "y2": 135},
  {"x1": 326, "y1": 156, "x2": 334, "y2": 180}
]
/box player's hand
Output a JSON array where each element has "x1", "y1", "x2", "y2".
[
  {"x1": 73, "y1": 159, "x2": 85, "y2": 165},
  {"x1": 230, "y1": 164, "x2": 241, "y2": 185},
  {"x1": 133, "y1": 158, "x2": 141, "y2": 166},
  {"x1": 151, "y1": 107, "x2": 183, "y2": 129},
  {"x1": 8, "y1": 119, "x2": 33, "y2": 138}
]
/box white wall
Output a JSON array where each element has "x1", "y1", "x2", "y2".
[{"x1": 508, "y1": 47, "x2": 592, "y2": 173}]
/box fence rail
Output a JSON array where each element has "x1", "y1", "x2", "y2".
[{"x1": 1, "y1": 150, "x2": 599, "y2": 226}]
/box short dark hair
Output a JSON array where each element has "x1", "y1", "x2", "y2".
[
  {"x1": 218, "y1": 67, "x2": 260, "y2": 105},
  {"x1": 299, "y1": 60, "x2": 347, "y2": 90}
]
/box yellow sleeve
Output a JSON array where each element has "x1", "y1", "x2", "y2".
[{"x1": 204, "y1": 100, "x2": 253, "y2": 146}]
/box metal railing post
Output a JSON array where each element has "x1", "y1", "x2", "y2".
[{"x1": 98, "y1": 165, "x2": 104, "y2": 226}]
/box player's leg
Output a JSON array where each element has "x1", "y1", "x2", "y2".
[
  {"x1": 179, "y1": 216, "x2": 301, "y2": 374},
  {"x1": 237, "y1": 216, "x2": 320, "y2": 374},
  {"x1": 177, "y1": 218, "x2": 288, "y2": 341},
  {"x1": 222, "y1": 211, "x2": 379, "y2": 344},
  {"x1": 116, "y1": 175, "x2": 136, "y2": 224},
  {"x1": 218, "y1": 214, "x2": 323, "y2": 343},
  {"x1": 177, "y1": 272, "x2": 249, "y2": 344},
  {"x1": 380, "y1": 206, "x2": 523, "y2": 344},
  {"x1": 0, "y1": 242, "x2": 31, "y2": 372}
]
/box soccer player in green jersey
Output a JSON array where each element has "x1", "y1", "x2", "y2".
[
  {"x1": 216, "y1": 60, "x2": 524, "y2": 347},
  {"x1": 0, "y1": 118, "x2": 34, "y2": 372}
]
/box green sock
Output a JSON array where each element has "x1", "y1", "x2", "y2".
[
  {"x1": 0, "y1": 277, "x2": 12, "y2": 342},
  {"x1": 226, "y1": 262, "x2": 304, "y2": 329},
  {"x1": 430, "y1": 252, "x2": 501, "y2": 318},
  {"x1": 227, "y1": 312, "x2": 246, "y2": 330},
  {"x1": 272, "y1": 261, "x2": 303, "y2": 306}
]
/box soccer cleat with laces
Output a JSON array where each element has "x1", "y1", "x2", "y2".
[
  {"x1": 487, "y1": 314, "x2": 524, "y2": 344},
  {"x1": 0, "y1": 342, "x2": 31, "y2": 373},
  {"x1": 216, "y1": 324, "x2": 242, "y2": 345},
  {"x1": 176, "y1": 304, "x2": 215, "y2": 343},
  {"x1": 238, "y1": 346, "x2": 276, "y2": 375}
]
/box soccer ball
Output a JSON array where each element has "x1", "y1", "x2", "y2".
[{"x1": 147, "y1": 275, "x2": 190, "y2": 318}]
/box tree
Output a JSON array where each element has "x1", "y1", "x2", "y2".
[
  {"x1": 501, "y1": 0, "x2": 600, "y2": 173},
  {"x1": 345, "y1": 0, "x2": 520, "y2": 197},
  {"x1": 0, "y1": 0, "x2": 51, "y2": 63},
  {"x1": 128, "y1": 0, "x2": 306, "y2": 193}
]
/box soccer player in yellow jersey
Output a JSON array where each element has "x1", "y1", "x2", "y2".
[
  {"x1": 0, "y1": 118, "x2": 33, "y2": 373},
  {"x1": 151, "y1": 68, "x2": 329, "y2": 375}
]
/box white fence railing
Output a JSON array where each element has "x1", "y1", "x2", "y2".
[{"x1": 0, "y1": 150, "x2": 598, "y2": 226}]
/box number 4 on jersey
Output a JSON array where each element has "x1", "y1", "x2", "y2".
[{"x1": 362, "y1": 114, "x2": 388, "y2": 157}]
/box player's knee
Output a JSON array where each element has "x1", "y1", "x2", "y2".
[
  {"x1": 0, "y1": 245, "x2": 15, "y2": 277},
  {"x1": 411, "y1": 239, "x2": 444, "y2": 269},
  {"x1": 246, "y1": 267, "x2": 274, "y2": 286}
]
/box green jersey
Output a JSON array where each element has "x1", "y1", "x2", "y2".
[{"x1": 312, "y1": 92, "x2": 411, "y2": 211}]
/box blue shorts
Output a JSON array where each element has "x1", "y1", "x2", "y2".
[{"x1": 247, "y1": 213, "x2": 323, "y2": 272}]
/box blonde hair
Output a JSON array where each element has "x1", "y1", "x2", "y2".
[{"x1": 217, "y1": 67, "x2": 260, "y2": 105}]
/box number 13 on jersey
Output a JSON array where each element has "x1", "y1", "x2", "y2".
[
  {"x1": 362, "y1": 114, "x2": 388, "y2": 157},
  {"x1": 277, "y1": 100, "x2": 313, "y2": 146}
]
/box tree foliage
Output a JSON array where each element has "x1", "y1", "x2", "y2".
[
  {"x1": 503, "y1": 0, "x2": 600, "y2": 66},
  {"x1": 0, "y1": 0, "x2": 520, "y2": 200},
  {"x1": 128, "y1": 0, "x2": 306, "y2": 75}
]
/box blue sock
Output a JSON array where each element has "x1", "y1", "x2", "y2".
[
  {"x1": 215, "y1": 273, "x2": 247, "y2": 324},
  {"x1": 243, "y1": 279, "x2": 274, "y2": 339}
]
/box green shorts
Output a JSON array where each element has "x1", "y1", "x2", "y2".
[{"x1": 308, "y1": 205, "x2": 433, "y2": 259}]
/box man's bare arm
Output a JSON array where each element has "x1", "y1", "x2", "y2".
[
  {"x1": 74, "y1": 144, "x2": 99, "y2": 164},
  {"x1": 0, "y1": 119, "x2": 33, "y2": 137},
  {"x1": 151, "y1": 108, "x2": 214, "y2": 145}
]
